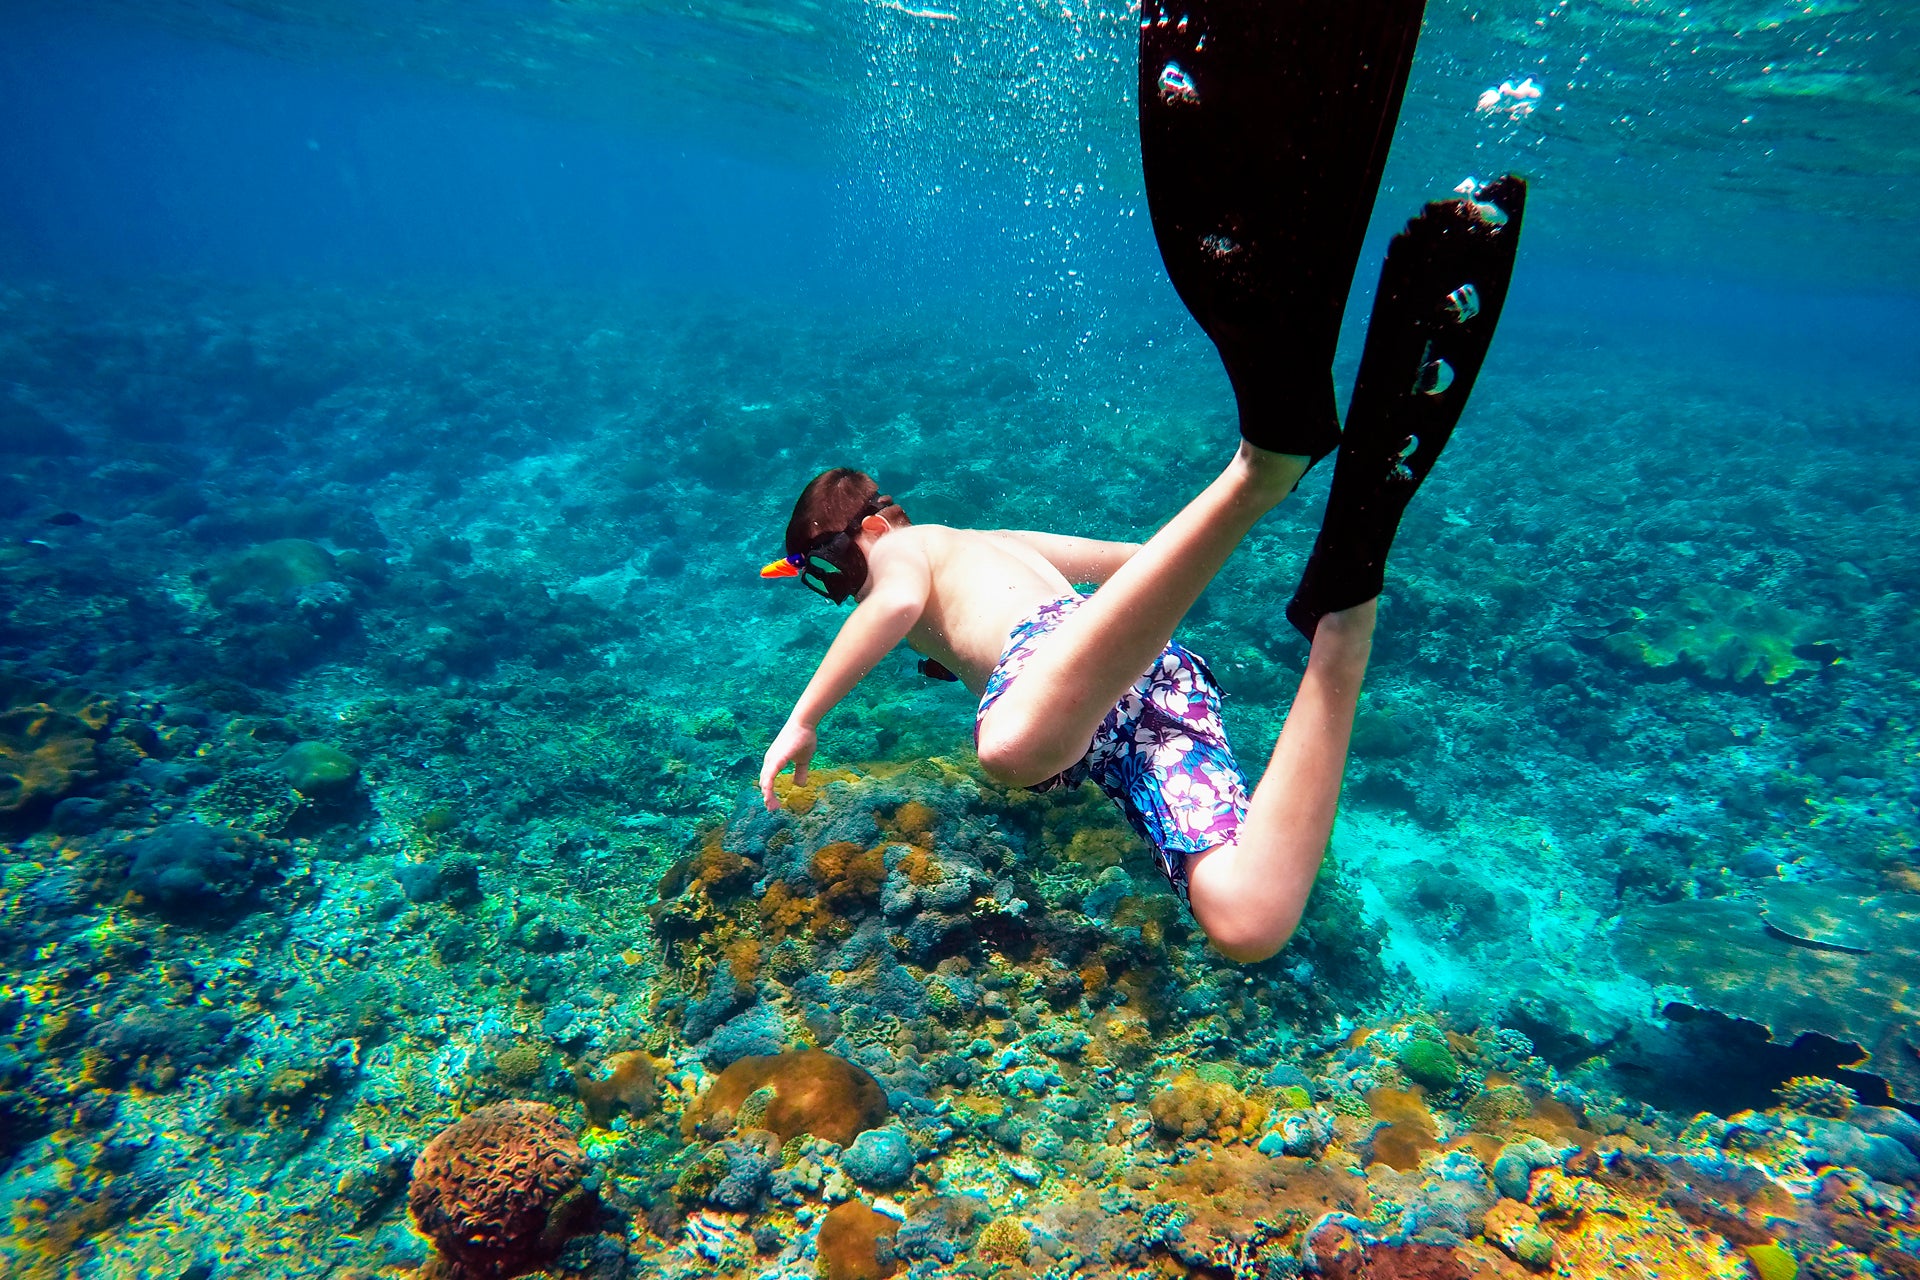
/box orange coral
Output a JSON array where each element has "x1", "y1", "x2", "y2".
[
  {"x1": 682, "y1": 1049, "x2": 889, "y2": 1146},
  {"x1": 895, "y1": 847, "x2": 940, "y2": 886},
  {"x1": 759, "y1": 881, "x2": 820, "y2": 939},
  {"x1": 812, "y1": 841, "x2": 888, "y2": 909},
  {"x1": 689, "y1": 838, "x2": 755, "y2": 897},
  {"x1": 816, "y1": 1200, "x2": 901, "y2": 1280},
  {"x1": 408, "y1": 1101, "x2": 593, "y2": 1280},
  {"x1": 883, "y1": 799, "x2": 937, "y2": 843},
  {"x1": 0, "y1": 705, "x2": 97, "y2": 818},
  {"x1": 721, "y1": 933, "x2": 763, "y2": 987},
  {"x1": 1365, "y1": 1088, "x2": 1441, "y2": 1172},
  {"x1": 574, "y1": 1051, "x2": 659, "y2": 1127},
  {"x1": 0, "y1": 677, "x2": 109, "y2": 821}
]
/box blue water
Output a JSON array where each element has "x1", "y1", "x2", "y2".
[{"x1": 3, "y1": 0, "x2": 1920, "y2": 1276}]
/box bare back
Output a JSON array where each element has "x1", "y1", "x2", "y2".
[{"x1": 872, "y1": 525, "x2": 1074, "y2": 693}]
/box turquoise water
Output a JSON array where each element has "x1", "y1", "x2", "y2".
[{"x1": 3, "y1": 1, "x2": 1919, "y2": 1278}]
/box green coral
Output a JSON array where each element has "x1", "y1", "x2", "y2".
[
  {"x1": 277, "y1": 741, "x2": 360, "y2": 799},
  {"x1": 1603, "y1": 584, "x2": 1822, "y2": 684},
  {"x1": 926, "y1": 979, "x2": 962, "y2": 1017},
  {"x1": 736, "y1": 1085, "x2": 777, "y2": 1131},
  {"x1": 207, "y1": 539, "x2": 336, "y2": 609},
  {"x1": 1397, "y1": 1039, "x2": 1461, "y2": 1090},
  {"x1": 1775, "y1": 1075, "x2": 1855, "y2": 1118},
  {"x1": 1327, "y1": 1091, "x2": 1370, "y2": 1118}
]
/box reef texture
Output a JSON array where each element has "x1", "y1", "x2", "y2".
[
  {"x1": 0, "y1": 283, "x2": 1916, "y2": 1280},
  {"x1": 408, "y1": 1101, "x2": 593, "y2": 1278}
]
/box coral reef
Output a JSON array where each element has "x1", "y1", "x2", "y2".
[
  {"x1": 1614, "y1": 885, "x2": 1920, "y2": 1100},
  {"x1": 683, "y1": 1050, "x2": 890, "y2": 1147},
  {"x1": 1603, "y1": 584, "x2": 1825, "y2": 685},
  {"x1": 407, "y1": 1101, "x2": 594, "y2": 1279},
  {"x1": 1, "y1": 265, "x2": 1917, "y2": 1280},
  {"x1": 0, "y1": 676, "x2": 110, "y2": 824}
]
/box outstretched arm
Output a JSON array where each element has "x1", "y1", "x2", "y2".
[
  {"x1": 759, "y1": 539, "x2": 931, "y2": 809},
  {"x1": 993, "y1": 530, "x2": 1143, "y2": 586}
]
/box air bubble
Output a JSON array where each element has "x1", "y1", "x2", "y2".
[{"x1": 1158, "y1": 62, "x2": 1200, "y2": 106}]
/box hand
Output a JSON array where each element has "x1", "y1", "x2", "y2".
[{"x1": 759, "y1": 720, "x2": 818, "y2": 811}]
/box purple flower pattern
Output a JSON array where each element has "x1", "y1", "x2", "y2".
[{"x1": 975, "y1": 594, "x2": 1250, "y2": 902}]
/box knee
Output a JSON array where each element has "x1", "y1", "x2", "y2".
[
  {"x1": 1188, "y1": 880, "x2": 1303, "y2": 965},
  {"x1": 975, "y1": 717, "x2": 1060, "y2": 789},
  {"x1": 1202, "y1": 916, "x2": 1300, "y2": 965}
]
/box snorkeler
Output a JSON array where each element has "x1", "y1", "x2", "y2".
[{"x1": 758, "y1": 0, "x2": 1525, "y2": 962}]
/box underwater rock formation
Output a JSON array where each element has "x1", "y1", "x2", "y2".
[
  {"x1": 1614, "y1": 884, "x2": 1920, "y2": 1101},
  {"x1": 120, "y1": 819, "x2": 284, "y2": 922}
]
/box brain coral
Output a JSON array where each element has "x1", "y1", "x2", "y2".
[
  {"x1": 1603, "y1": 584, "x2": 1821, "y2": 684},
  {"x1": 816, "y1": 1199, "x2": 901, "y2": 1280},
  {"x1": 408, "y1": 1101, "x2": 593, "y2": 1279},
  {"x1": 682, "y1": 1049, "x2": 888, "y2": 1146}
]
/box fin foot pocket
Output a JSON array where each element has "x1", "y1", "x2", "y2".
[{"x1": 1285, "y1": 175, "x2": 1529, "y2": 641}]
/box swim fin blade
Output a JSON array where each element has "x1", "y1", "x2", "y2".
[
  {"x1": 1285, "y1": 175, "x2": 1529, "y2": 640},
  {"x1": 1139, "y1": 0, "x2": 1428, "y2": 463}
]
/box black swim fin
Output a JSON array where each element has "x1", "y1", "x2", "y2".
[
  {"x1": 1285, "y1": 175, "x2": 1528, "y2": 640},
  {"x1": 1139, "y1": 0, "x2": 1428, "y2": 463}
]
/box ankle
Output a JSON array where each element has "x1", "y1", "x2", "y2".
[
  {"x1": 1231, "y1": 442, "x2": 1309, "y2": 502},
  {"x1": 1310, "y1": 599, "x2": 1377, "y2": 666}
]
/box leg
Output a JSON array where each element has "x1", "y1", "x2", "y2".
[
  {"x1": 1188, "y1": 181, "x2": 1529, "y2": 961},
  {"x1": 1185, "y1": 601, "x2": 1374, "y2": 963},
  {"x1": 976, "y1": 443, "x2": 1306, "y2": 786}
]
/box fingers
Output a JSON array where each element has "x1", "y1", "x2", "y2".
[
  {"x1": 759, "y1": 752, "x2": 782, "y2": 812},
  {"x1": 794, "y1": 759, "x2": 809, "y2": 787}
]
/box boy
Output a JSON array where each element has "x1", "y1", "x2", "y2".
[{"x1": 758, "y1": 0, "x2": 1525, "y2": 962}]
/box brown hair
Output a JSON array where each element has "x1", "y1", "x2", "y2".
[{"x1": 784, "y1": 469, "x2": 909, "y2": 556}]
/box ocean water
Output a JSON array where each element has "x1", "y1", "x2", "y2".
[{"x1": 3, "y1": 1, "x2": 1920, "y2": 1277}]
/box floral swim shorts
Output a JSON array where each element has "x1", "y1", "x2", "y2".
[{"x1": 975, "y1": 594, "x2": 1250, "y2": 902}]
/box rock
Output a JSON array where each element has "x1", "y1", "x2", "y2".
[
  {"x1": 843, "y1": 1128, "x2": 914, "y2": 1189},
  {"x1": 47, "y1": 796, "x2": 111, "y2": 836},
  {"x1": 703, "y1": 1003, "x2": 786, "y2": 1067},
  {"x1": 207, "y1": 539, "x2": 336, "y2": 609},
  {"x1": 1854, "y1": 1104, "x2": 1920, "y2": 1158},
  {"x1": 1493, "y1": 1137, "x2": 1567, "y2": 1202},
  {"x1": 123, "y1": 820, "x2": 279, "y2": 923}
]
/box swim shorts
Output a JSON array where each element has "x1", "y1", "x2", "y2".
[{"x1": 975, "y1": 594, "x2": 1250, "y2": 902}]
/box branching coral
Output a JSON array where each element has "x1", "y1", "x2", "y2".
[{"x1": 1775, "y1": 1075, "x2": 1856, "y2": 1119}]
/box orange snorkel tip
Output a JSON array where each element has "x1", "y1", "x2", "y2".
[{"x1": 761, "y1": 558, "x2": 800, "y2": 579}]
